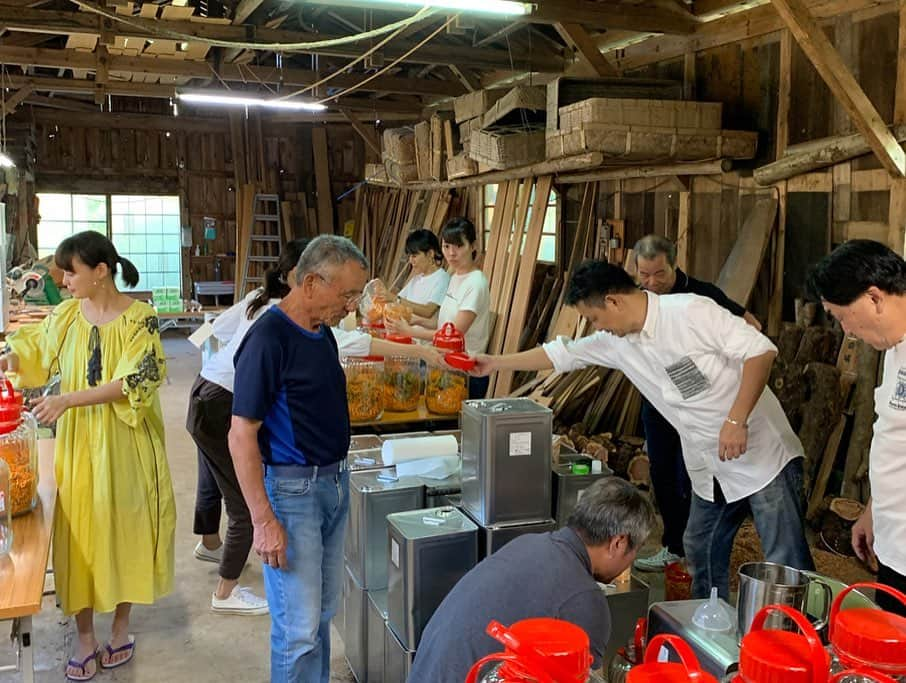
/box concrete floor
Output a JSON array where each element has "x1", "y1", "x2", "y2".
[{"x1": 1, "y1": 335, "x2": 355, "y2": 683}]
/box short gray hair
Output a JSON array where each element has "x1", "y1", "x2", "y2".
[
  {"x1": 568, "y1": 477, "x2": 655, "y2": 549},
  {"x1": 634, "y1": 234, "x2": 677, "y2": 267},
  {"x1": 294, "y1": 235, "x2": 369, "y2": 285}
]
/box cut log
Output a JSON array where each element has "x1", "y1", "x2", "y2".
[
  {"x1": 754, "y1": 123, "x2": 906, "y2": 186},
  {"x1": 798, "y1": 362, "x2": 843, "y2": 490},
  {"x1": 627, "y1": 454, "x2": 651, "y2": 488},
  {"x1": 841, "y1": 341, "x2": 880, "y2": 501},
  {"x1": 819, "y1": 497, "x2": 865, "y2": 557}
]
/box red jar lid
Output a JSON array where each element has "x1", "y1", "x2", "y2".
[
  {"x1": 831, "y1": 583, "x2": 906, "y2": 674},
  {"x1": 384, "y1": 333, "x2": 413, "y2": 344},
  {"x1": 0, "y1": 379, "x2": 24, "y2": 435},
  {"x1": 433, "y1": 322, "x2": 465, "y2": 352},
  {"x1": 627, "y1": 635, "x2": 719, "y2": 683},
  {"x1": 738, "y1": 630, "x2": 826, "y2": 683},
  {"x1": 487, "y1": 618, "x2": 592, "y2": 683}
]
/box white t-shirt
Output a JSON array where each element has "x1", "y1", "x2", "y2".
[
  {"x1": 438, "y1": 269, "x2": 490, "y2": 357},
  {"x1": 201, "y1": 290, "x2": 372, "y2": 392},
  {"x1": 869, "y1": 341, "x2": 906, "y2": 574},
  {"x1": 400, "y1": 268, "x2": 450, "y2": 307}
]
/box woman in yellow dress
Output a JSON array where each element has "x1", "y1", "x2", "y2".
[{"x1": 1, "y1": 231, "x2": 176, "y2": 681}]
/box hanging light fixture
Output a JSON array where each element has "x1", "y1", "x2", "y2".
[
  {"x1": 0, "y1": 152, "x2": 14, "y2": 168},
  {"x1": 306, "y1": 0, "x2": 531, "y2": 15},
  {"x1": 176, "y1": 92, "x2": 327, "y2": 111}
]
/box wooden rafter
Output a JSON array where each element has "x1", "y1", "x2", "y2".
[
  {"x1": 770, "y1": 0, "x2": 905, "y2": 177},
  {"x1": 528, "y1": 0, "x2": 697, "y2": 33},
  {"x1": 232, "y1": 0, "x2": 264, "y2": 25},
  {"x1": 1, "y1": 86, "x2": 34, "y2": 120},
  {"x1": 342, "y1": 110, "x2": 382, "y2": 156},
  {"x1": 554, "y1": 22, "x2": 618, "y2": 76},
  {"x1": 448, "y1": 64, "x2": 480, "y2": 92}
]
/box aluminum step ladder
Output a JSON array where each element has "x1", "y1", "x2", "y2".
[{"x1": 238, "y1": 194, "x2": 282, "y2": 297}]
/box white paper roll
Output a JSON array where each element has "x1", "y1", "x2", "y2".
[{"x1": 381, "y1": 435, "x2": 458, "y2": 465}]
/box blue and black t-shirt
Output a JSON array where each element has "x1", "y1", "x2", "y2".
[{"x1": 232, "y1": 307, "x2": 350, "y2": 466}]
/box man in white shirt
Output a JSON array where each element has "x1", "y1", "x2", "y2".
[
  {"x1": 808, "y1": 239, "x2": 906, "y2": 616},
  {"x1": 473, "y1": 260, "x2": 813, "y2": 600}
]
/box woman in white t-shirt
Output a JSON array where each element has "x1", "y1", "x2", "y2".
[
  {"x1": 387, "y1": 217, "x2": 491, "y2": 399},
  {"x1": 396, "y1": 229, "x2": 450, "y2": 321}
]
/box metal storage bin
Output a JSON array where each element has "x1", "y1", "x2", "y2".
[
  {"x1": 602, "y1": 576, "x2": 651, "y2": 672},
  {"x1": 344, "y1": 565, "x2": 368, "y2": 682},
  {"x1": 551, "y1": 462, "x2": 612, "y2": 526},
  {"x1": 367, "y1": 590, "x2": 389, "y2": 683},
  {"x1": 482, "y1": 517, "x2": 555, "y2": 560},
  {"x1": 346, "y1": 469, "x2": 425, "y2": 590},
  {"x1": 383, "y1": 621, "x2": 414, "y2": 683},
  {"x1": 386, "y1": 506, "x2": 478, "y2": 650},
  {"x1": 423, "y1": 472, "x2": 462, "y2": 508},
  {"x1": 461, "y1": 398, "x2": 553, "y2": 526},
  {"x1": 349, "y1": 434, "x2": 386, "y2": 473}
]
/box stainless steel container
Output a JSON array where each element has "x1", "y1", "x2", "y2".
[
  {"x1": 344, "y1": 565, "x2": 368, "y2": 682},
  {"x1": 346, "y1": 469, "x2": 425, "y2": 590},
  {"x1": 461, "y1": 398, "x2": 553, "y2": 526},
  {"x1": 423, "y1": 472, "x2": 462, "y2": 508},
  {"x1": 551, "y1": 462, "x2": 612, "y2": 527},
  {"x1": 350, "y1": 434, "x2": 386, "y2": 473},
  {"x1": 601, "y1": 576, "x2": 650, "y2": 672},
  {"x1": 386, "y1": 506, "x2": 478, "y2": 650},
  {"x1": 367, "y1": 590, "x2": 388, "y2": 683},
  {"x1": 737, "y1": 562, "x2": 832, "y2": 638},
  {"x1": 460, "y1": 505, "x2": 556, "y2": 560},
  {"x1": 383, "y1": 621, "x2": 414, "y2": 683},
  {"x1": 647, "y1": 599, "x2": 740, "y2": 680}
]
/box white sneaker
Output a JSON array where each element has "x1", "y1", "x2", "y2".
[
  {"x1": 633, "y1": 546, "x2": 682, "y2": 572},
  {"x1": 194, "y1": 541, "x2": 223, "y2": 564},
  {"x1": 211, "y1": 586, "x2": 269, "y2": 615}
]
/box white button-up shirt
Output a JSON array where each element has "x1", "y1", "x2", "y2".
[{"x1": 542, "y1": 291, "x2": 803, "y2": 503}]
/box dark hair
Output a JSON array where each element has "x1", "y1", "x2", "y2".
[
  {"x1": 405, "y1": 229, "x2": 443, "y2": 264},
  {"x1": 246, "y1": 238, "x2": 310, "y2": 319},
  {"x1": 55, "y1": 231, "x2": 139, "y2": 288},
  {"x1": 441, "y1": 217, "x2": 478, "y2": 260},
  {"x1": 568, "y1": 478, "x2": 655, "y2": 549},
  {"x1": 807, "y1": 239, "x2": 906, "y2": 306},
  {"x1": 634, "y1": 234, "x2": 677, "y2": 266},
  {"x1": 565, "y1": 260, "x2": 639, "y2": 307}
]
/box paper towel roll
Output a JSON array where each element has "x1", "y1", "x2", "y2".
[{"x1": 381, "y1": 435, "x2": 458, "y2": 465}]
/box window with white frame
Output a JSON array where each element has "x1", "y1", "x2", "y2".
[{"x1": 482, "y1": 183, "x2": 558, "y2": 263}]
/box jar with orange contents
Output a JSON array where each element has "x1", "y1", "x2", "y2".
[
  {"x1": 426, "y1": 323, "x2": 470, "y2": 416},
  {"x1": 344, "y1": 357, "x2": 385, "y2": 423},
  {"x1": 0, "y1": 379, "x2": 38, "y2": 517}
]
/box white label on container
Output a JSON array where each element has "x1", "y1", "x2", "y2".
[
  {"x1": 391, "y1": 539, "x2": 400, "y2": 568},
  {"x1": 509, "y1": 432, "x2": 532, "y2": 456},
  {"x1": 576, "y1": 488, "x2": 586, "y2": 502}
]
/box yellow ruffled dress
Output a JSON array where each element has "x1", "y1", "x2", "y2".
[{"x1": 8, "y1": 298, "x2": 176, "y2": 615}]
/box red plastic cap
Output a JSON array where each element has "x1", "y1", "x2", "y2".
[
  {"x1": 0, "y1": 379, "x2": 24, "y2": 435},
  {"x1": 832, "y1": 609, "x2": 906, "y2": 673},
  {"x1": 384, "y1": 333, "x2": 414, "y2": 344},
  {"x1": 738, "y1": 630, "x2": 828, "y2": 683},
  {"x1": 628, "y1": 663, "x2": 719, "y2": 683},
  {"x1": 433, "y1": 322, "x2": 465, "y2": 352},
  {"x1": 489, "y1": 618, "x2": 592, "y2": 683},
  {"x1": 445, "y1": 352, "x2": 476, "y2": 371}
]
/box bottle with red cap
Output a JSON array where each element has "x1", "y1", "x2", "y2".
[
  {"x1": 465, "y1": 618, "x2": 593, "y2": 683},
  {"x1": 827, "y1": 583, "x2": 906, "y2": 681},
  {"x1": 426, "y1": 323, "x2": 470, "y2": 415},
  {"x1": 0, "y1": 378, "x2": 38, "y2": 517},
  {"x1": 627, "y1": 633, "x2": 719, "y2": 683}
]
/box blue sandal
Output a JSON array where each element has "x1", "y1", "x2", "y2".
[
  {"x1": 100, "y1": 635, "x2": 135, "y2": 670},
  {"x1": 65, "y1": 648, "x2": 99, "y2": 682}
]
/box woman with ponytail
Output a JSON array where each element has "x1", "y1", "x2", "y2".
[{"x1": 0, "y1": 231, "x2": 175, "y2": 680}]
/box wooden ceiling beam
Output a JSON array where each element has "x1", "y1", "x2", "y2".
[
  {"x1": 1, "y1": 86, "x2": 34, "y2": 120},
  {"x1": 342, "y1": 110, "x2": 381, "y2": 156},
  {"x1": 24, "y1": 93, "x2": 98, "y2": 111},
  {"x1": 0, "y1": 6, "x2": 565, "y2": 71},
  {"x1": 0, "y1": 45, "x2": 466, "y2": 97},
  {"x1": 530, "y1": 0, "x2": 697, "y2": 33},
  {"x1": 771, "y1": 0, "x2": 904, "y2": 177},
  {"x1": 231, "y1": 0, "x2": 264, "y2": 25},
  {"x1": 691, "y1": 0, "x2": 768, "y2": 17},
  {"x1": 554, "y1": 22, "x2": 619, "y2": 76}
]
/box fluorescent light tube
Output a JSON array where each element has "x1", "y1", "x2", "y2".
[
  {"x1": 324, "y1": 0, "x2": 531, "y2": 15},
  {"x1": 0, "y1": 152, "x2": 14, "y2": 168},
  {"x1": 177, "y1": 92, "x2": 328, "y2": 111}
]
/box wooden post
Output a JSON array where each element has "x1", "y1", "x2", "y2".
[
  {"x1": 676, "y1": 183, "x2": 692, "y2": 271},
  {"x1": 683, "y1": 51, "x2": 696, "y2": 101},
  {"x1": 888, "y1": 0, "x2": 906, "y2": 254},
  {"x1": 312, "y1": 126, "x2": 334, "y2": 235},
  {"x1": 768, "y1": 29, "x2": 792, "y2": 337}
]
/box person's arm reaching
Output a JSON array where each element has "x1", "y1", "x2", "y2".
[
  {"x1": 399, "y1": 298, "x2": 440, "y2": 320},
  {"x1": 472, "y1": 347, "x2": 554, "y2": 376},
  {"x1": 718, "y1": 349, "x2": 776, "y2": 460},
  {"x1": 229, "y1": 416, "x2": 288, "y2": 569}
]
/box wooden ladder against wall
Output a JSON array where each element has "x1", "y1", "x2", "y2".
[{"x1": 238, "y1": 194, "x2": 282, "y2": 297}]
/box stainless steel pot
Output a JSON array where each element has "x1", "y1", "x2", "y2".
[{"x1": 736, "y1": 561, "x2": 832, "y2": 639}]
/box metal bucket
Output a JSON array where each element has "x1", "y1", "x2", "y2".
[{"x1": 736, "y1": 562, "x2": 832, "y2": 639}]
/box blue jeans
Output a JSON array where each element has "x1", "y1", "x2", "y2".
[
  {"x1": 264, "y1": 468, "x2": 350, "y2": 683},
  {"x1": 683, "y1": 458, "x2": 814, "y2": 601}
]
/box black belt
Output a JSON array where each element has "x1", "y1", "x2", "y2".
[{"x1": 265, "y1": 459, "x2": 348, "y2": 479}]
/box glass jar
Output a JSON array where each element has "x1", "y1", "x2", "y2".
[
  {"x1": 0, "y1": 457, "x2": 11, "y2": 557},
  {"x1": 358, "y1": 321, "x2": 386, "y2": 339},
  {"x1": 344, "y1": 357, "x2": 385, "y2": 423},
  {"x1": 0, "y1": 382, "x2": 38, "y2": 517},
  {"x1": 384, "y1": 357, "x2": 422, "y2": 412},
  {"x1": 427, "y1": 322, "x2": 470, "y2": 415}
]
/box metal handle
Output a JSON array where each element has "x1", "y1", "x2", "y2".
[
  {"x1": 809, "y1": 578, "x2": 834, "y2": 635},
  {"x1": 749, "y1": 605, "x2": 828, "y2": 683}
]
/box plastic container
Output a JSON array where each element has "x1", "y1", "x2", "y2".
[
  {"x1": 0, "y1": 457, "x2": 11, "y2": 557},
  {"x1": 359, "y1": 279, "x2": 390, "y2": 324},
  {"x1": 693, "y1": 587, "x2": 735, "y2": 632},
  {"x1": 426, "y1": 323, "x2": 469, "y2": 416},
  {"x1": 383, "y1": 335, "x2": 422, "y2": 412},
  {"x1": 358, "y1": 321, "x2": 386, "y2": 339},
  {"x1": 0, "y1": 379, "x2": 38, "y2": 517},
  {"x1": 344, "y1": 357, "x2": 385, "y2": 423},
  {"x1": 465, "y1": 618, "x2": 592, "y2": 683},
  {"x1": 627, "y1": 634, "x2": 719, "y2": 682}
]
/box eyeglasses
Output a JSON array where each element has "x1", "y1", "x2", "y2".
[{"x1": 315, "y1": 273, "x2": 363, "y2": 306}]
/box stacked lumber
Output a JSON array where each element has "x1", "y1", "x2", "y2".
[{"x1": 279, "y1": 192, "x2": 317, "y2": 241}]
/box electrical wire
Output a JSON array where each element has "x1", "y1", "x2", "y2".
[{"x1": 72, "y1": 0, "x2": 436, "y2": 52}]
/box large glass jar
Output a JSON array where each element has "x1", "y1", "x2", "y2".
[
  {"x1": 426, "y1": 322, "x2": 469, "y2": 415},
  {"x1": 0, "y1": 382, "x2": 38, "y2": 517},
  {"x1": 0, "y1": 457, "x2": 11, "y2": 557},
  {"x1": 384, "y1": 357, "x2": 422, "y2": 412},
  {"x1": 344, "y1": 357, "x2": 385, "y2": 423}
]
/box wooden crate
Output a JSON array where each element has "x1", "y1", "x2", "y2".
[
  {"x1": 481, "y1": 85, "x2": 547, "y2": 129},
  {"x1": 469, "y1": 126, "x2": 546, "y2": 170},
  {"x1": 459, "y1": 117, "x2": 482, "y2": 145},
  {"x1": 558, "y1": 98, "x2": 722, "y2": 131},
  {"x1": 545, "y1": 125, "x2": 758, "y2": 161},
  {"x1": 365, "y1": 162, "x2": 388, "y2": 182},
  {"x1": 446, "y1": 152, "x2": 478, "y2": 179},
  {"x1": 383, "y1": 156, "x2": 418, "y2": 183},
  {"x1": 453, "y1": 88, "x2": 508, "y2": 123},
  {"x1": 382, "y1": 127, "x2": 416, "y2": 163},
  {"x1": 546, "y1": 76, "x2": 683, "y2": 131}
]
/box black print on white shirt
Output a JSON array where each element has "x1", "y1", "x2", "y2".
[
  {"x1": 890, "y1": 367, "x2": 906, "y2": 411},
  {"x1": 665, "y1": 356, "x2": 711, "y2": 399}
]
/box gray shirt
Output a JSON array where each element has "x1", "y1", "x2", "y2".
[{"x1": 406, "y1": 527, "x2": 610, "y2": 683}]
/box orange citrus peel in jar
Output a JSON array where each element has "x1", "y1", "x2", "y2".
[{"x1": 0, "y1": 441, "x2": 36, "y2": 516}]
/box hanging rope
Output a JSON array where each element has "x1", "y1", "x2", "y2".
[{"x1": 72, "y1": 0, "x2": 436, "y2": 52}]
